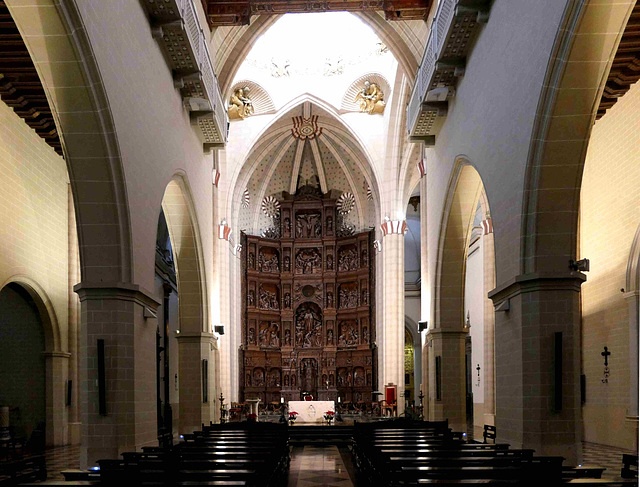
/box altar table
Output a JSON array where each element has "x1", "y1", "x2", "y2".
[{"x1": 288, "y1": 400, "x2": 335, "y2": 423}]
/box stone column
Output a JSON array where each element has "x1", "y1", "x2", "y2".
[
  {"x1": 488, "y1": 272, "x2": 585, "y2": 464},
  {"x1": 176, "y1": 332, "x2": 216, "y2": 433},
  {"x1": 624, "y1": 290, "x2": 639, "y2": 448},
  {"x1": 44, "y1": 351, "x2": 70, "y2": 446},
  {"x1": 216, "y1": 222, "x2": 232, "y2": 406},
  {"x1": 381, "y1": 220, "x2": 406, "y2": 415},
  {"x1": 418, "y1": 159, "x2": 429, "y2": 417},
  {"x1": 75, "y1": 283, "x2": 160, "y2": 469},
  {"x1": 482, "y1": 221, "x2": 496, "y2": 426},
  {"x1": 425, "y1": 329, "x2": 467, "y2": 432}
]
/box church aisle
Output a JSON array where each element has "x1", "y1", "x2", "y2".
[{"x1": 288, "y1": 445, "x2": 355, "y2": 487}]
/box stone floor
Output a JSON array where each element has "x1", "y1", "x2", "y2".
[
  {"x1": 288, "y1": 445, "x2": 356, "y2": 487},
  {"x1": 40, "y1": 439, "x2": 636, "y2": 483}
]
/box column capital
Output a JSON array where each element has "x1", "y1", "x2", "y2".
[
  {"x1": 380, "y1": 219, "x2": 407, "y2": 236},
  {"x1": 73, "y1": 281, "x2": 160, "y2": 310},
  {"x1": 488, "y1": 271, "x2": 586, "y2": 305}
]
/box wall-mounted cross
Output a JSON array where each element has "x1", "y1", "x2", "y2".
[
  {"x1": 476, "y1": 364, "x2": 481, "y2": 378},
  {"x1": 601, "y1": 346, "x2": 611, "y2": 366}
]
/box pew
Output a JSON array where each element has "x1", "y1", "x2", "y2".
[{"x1": 352, "y1": 419, "x2": 630, "y2": 487}]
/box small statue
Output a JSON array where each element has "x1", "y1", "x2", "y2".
[
  {"x1": 284, "y1": 293, "x2": 291, "y2": 308},
  {"x1": 284, "y1": 256, "x2": 291, "y2": 272},
  {"x1": 229, "y1": 86, "x2": 254, "y2": 120},
  {"x1": 355, "y1": 81, "x2": 385, "y2": 115},
  {"x1": 248, "y1": 290, "x2": 255, "y2": 306},
  {"x1": 327, "y1": 291, "x2": 333, "y2": 308},
  {"x1": 327, "y1": 254, "x2": 333, "y2": 270},
  {"x1": 284, "y1": 329, "x2": 291, "y2": 346}
]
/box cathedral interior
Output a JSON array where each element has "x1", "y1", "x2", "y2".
[{"x1": 0, "y1": 0, "x2": 639, "y2": 484}]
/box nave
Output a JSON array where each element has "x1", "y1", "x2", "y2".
[{"x1": 4, "y1": 421, "x2": 637, "y2": 486}]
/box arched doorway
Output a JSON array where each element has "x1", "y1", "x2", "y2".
[{"x1": 0, "y1": 283, "x2": 46, "y2": 450}]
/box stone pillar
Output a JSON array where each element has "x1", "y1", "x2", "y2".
[
  {"x1": 75, "y1": 283, "x2": 160, "y2": 468},
  {"x1": 381, "y1": 220, "x2": 406, "y2": 415},
  {"x1": 425, "y1": 329, "x2": 467, "y2": 432},
  {"x1": 418, "y1": 159, "x2": 429, "y2": 418},
  {"x1": 44, "y1": 351, "x2": 70, "y2": 446},
  {"x1": 488, "y1": 273, "x2": 585, "y2": 464},
  {"x1": 482, "y1": 221, "x2": 496, "y2": 426},
  {"x1": 624, "y1": 290, "x2": 639, "y2": 449},
  {"x1": 67, "y1": 185, "x2": 81, "y2": 444},
  {"x1": 176, "y1": 333, "x2": 216, "y2": 433},
  {"x1": 216, "y1": 222, "x2": 232, "y2": 406}
]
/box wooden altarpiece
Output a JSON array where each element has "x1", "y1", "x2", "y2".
[{"x1": 240, "y1": 186, "x2": 376, "y2": 405}]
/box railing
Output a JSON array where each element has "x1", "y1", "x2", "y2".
[
  {"x1": 143, "y1": 0, "x2": 228, "y2": 146},
  {"x1": 406, "y1": 0, "x2": 489, "y2": 139}
]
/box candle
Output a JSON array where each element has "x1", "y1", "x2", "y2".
[
  {"x1": 338, "y1": 397, "x2": 341, "y2": 403},
  {"x1": 280, "y1": 397, "x2": 284, "y2": 403}
]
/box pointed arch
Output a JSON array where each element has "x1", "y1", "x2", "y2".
[
  {"x1": 227, "y1": 94, "x2": 383, "y2": 234},
  {"x1": 7, "y1": 0, "x2": 132, "y2": 284},
  {"x1": 161, "y1": 174, "x2": 209, "y2": 334}
]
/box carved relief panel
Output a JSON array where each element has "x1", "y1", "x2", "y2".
[{"x1": 241, "y1": 192, "x2": 375, "y2": 403}]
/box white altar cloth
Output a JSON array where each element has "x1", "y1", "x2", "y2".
[{"x1": 288, "y1": 400, "x2": 334, "y2": 423}]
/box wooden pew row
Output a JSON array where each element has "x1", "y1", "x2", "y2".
[{"x1": 352, "y1": 421, "x2": 633, "y2": 487}]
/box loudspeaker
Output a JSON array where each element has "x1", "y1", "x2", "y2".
[{"x1": 215, "y1": 325, "x2": 225, "y2": 335}]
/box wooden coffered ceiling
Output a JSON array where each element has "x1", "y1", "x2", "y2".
[
  {"x1": 200, "y1": 0, "x2": 433, "y2": 27},
  {"x1": 0, "y1": 1, "x2": 61, "y2": 155},
  {"x1": 597, "y1": 2, "x2": 640, "y2": 119}
]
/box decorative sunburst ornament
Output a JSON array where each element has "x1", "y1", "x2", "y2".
[
  {"x1": 337, "y1": 192, "x2": 355, "y2": 215},
  {"x1": 261, "y1": 196, "x2": 281, "y2": 217},
  {"x1": 241, "y1": 188, "x2": 250, "y2": 209},
  {"x1": 291, "y1": 115, "x2": 322, "y2": 140}
]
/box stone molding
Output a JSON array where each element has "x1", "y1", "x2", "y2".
[
  {"x1": 43, "y1": 351, "x2": 72, "y2": 359},
  {"x1": 73, "y1": 282, "x2": 161, "y2": 310},
  {"x1": 488, "y1": 271, "x2": 586, "y2": 307},
  {"x1": 176, "y1": 332, "x2": 217, "y2": 347}
]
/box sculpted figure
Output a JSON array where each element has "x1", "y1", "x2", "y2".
[
  {"x1": 355, "y1": 81, "x2": 385, "y2": 115},
  {"x1": 229, "y1": 86, "x2": 254, "y2": 120}
]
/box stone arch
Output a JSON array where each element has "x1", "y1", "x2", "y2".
[
  {"x1": 161, "y1": 174, "x2": 209, "y2": 334},
  {"x1": 1, "y1": 275, "x2": 62, "y2": 352},
  {"x1": 427, "y1": 159, "x2": 494, "y2": 431},
  {"x1": 216, "y1": 11, "x2": 420, "y2": 94},
  {"x1": 521, "y1": 0, "x2": 636, "y2": 274},
  {"x1": 160, "y1": 174, "x2": 212, "y2": 434},
  {"x1": 0, "y1": 277, "x2": 67, "y2": 446},
  {"x1": 434, "y1": 160, "x2": 487, "y2": 330},
  {"x1": 7, "y1": 0, "x2": 132, "y2": 284}
]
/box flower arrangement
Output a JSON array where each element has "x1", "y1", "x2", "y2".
[
  {"x1": 324, "y1": 410, "x2": 335, "y2": 424},
  {"x1": 247, "y1": 413, "x2": 257, "y2": 422},
  {"x1": 288, "y1": 411, "x2": 298, "y2": 425}
]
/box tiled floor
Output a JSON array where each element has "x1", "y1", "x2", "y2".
[
  {"x1": 582, "y1": 441, "x2": 636, "y2": 479},
  {"x1": 44, "y1": 444, "x2": 80, "y2": 480},
  {"x1": 288, "y1": 445, "x2": 355, "y2": 487}
]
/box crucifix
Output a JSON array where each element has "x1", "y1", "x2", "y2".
[
  {"x1": 601, "y1": 346, "x2": 610, "y2": 366},
  {"x1": 476, "y1": 364, "x2": 481, "y2": 386},
  {"x1": 601, "y1": 346, "x2": 611, "y2": 383}
]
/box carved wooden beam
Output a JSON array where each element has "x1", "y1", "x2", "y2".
[{"x1": 204, "y1": 0, "x2": 431, "y2": 27}]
